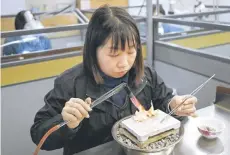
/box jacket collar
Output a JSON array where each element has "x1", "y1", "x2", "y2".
[{"x1": 86, "y1": 68, "x2": 137, "y2": 99}]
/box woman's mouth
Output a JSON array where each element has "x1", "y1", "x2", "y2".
[{"x1": 118, "y1": 71, "x2": 128, "y2": 76}]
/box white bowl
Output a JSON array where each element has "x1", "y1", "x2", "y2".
[{"x1": 196, "y1": 117, "x2": 225, "y2": 139}]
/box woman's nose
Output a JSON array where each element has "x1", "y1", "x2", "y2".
[{"x1": 117, "y1": 54, "x2": 128, "y2": 69}]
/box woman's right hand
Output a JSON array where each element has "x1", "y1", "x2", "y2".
[{"x1": 61, "y1": 97, "x2": 92, "y2": 129}]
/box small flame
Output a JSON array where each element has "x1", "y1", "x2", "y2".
[{"x1": 131, "y1": 97, "x2": 157, "y2": 122}]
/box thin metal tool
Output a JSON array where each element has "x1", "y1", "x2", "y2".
[
  {"x1": 90, "y1": 82, "x2": 127, "y2": 108},
  {"x1": 61, "y1": 82, "x2": 127, "y2": 126},
  {"x1": 160, "y1": 74, "x2": 215, "y2": 123}
]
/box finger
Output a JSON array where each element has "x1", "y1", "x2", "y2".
[
  {"x1": 175, "y1": 109, "x2": 195, "y2": 116},
  {"x1": 183, "y1": 96, "x2": 197, "y2": 105},
  {"x1": 74, "y1": 104, "x2": 90, "y2": 117},
  {"x1": 65, "y1": 106, "x2": 83, "y2": 119},
  {"x1": 62, "y1": 111, "x2": 78, "y2": 122},
  {"x1": 69, "y1": 98, "x2": 84, "y2": 103},
  {"x1": 181, "y1": 104, "x2": 193, "y2": 110},
  {"x1": 65, "y1": 106, "x2": 88, "y2": 119},
  {"x1": 180, "y1": 107, "x2": 196, "y2": 114},
  {"x1": 85, "y1": 97, "x2": 92, "y2": 105},
  {"x1": 174, "y1": 110, "x2": 188, "y2": 116},
  {"x1": 190, "y1": 113, "x2": 198, "y2": 117},
  {"x1": 68, "y1": 102, "x2": 90, "y2": 117},
  {"x1": 73, "y1": 98, "x2": 92, "y2": 111},
  {"x1": 174, "y1": 104, "x2": 196, "y2": 116},
  {"x1": 181, "y1": 95, "x2": 191, "y2": 100},
  {"x1": 174, "y1": 95, "x2": 191, "y2": 106},
  {"x1": 68, "y1": 99, "x2": 92, "y2": 112},
  {"x1": 69, "y1": 98, "x2": 91, "y2": 107},
  {"x1": 79, "y1": 100, "x2": 92, "y2": 111},
  {"x1": 177, "y1": 106, "x2": 182, "y2": 112}
]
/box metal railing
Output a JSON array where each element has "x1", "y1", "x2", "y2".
[
  {"x1": 1, "y1": 46, "x2": 83, "y2": 68},
  {"x1": 165, "y1": 9, "x2": 230, "y2": 18},
  {"x1": 205, "y1": 5, "x2": 230, "y2": 9},
  {"x1": 2, "y1": 4, "x2": 230, "y2": 65},
  {"x1": 1, "y1": 23, "x2": 88, "y2": 38},
  {"x1": 147, "y1": 2, "x2": 230, "y2": 84},
  {"x1": 1, "y1": 17, "x2": 145, "y2": 38},
  {"x1": 152, "y1": 17, "x2": 230, "y2": 31}
]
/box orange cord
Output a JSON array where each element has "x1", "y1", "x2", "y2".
[{"x1": 33, "y1": 124, "x2": 60, "y2": 155}]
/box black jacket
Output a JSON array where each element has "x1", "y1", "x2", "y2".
[{"x1": 30, "y1": 63, "x2": 176, "y2": 155}]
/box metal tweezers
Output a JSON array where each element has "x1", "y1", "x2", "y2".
[
  {"x1": 90, "y1": 83, "x2": 127, "y2": 108},
  {"x1": 160, "y1": 74, "x2": 215, "y2": 123}
]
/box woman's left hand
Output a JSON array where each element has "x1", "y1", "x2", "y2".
[{"x1": 169, "y1": 95, "x2": 198, "y2": 116}]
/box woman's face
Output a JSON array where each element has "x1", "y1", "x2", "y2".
[{"x1": 97, "y1": 37, "x2": 137, "y2": 78}]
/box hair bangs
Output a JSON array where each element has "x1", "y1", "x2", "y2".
[{"x1": 110, "y1": 24, "x2": 138, "y2": 53}]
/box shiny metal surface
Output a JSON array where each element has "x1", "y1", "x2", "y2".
[
  {"x1": 152, "y1": 17, "x2": 230, "y2": 31},
  {"x1": 164, "y1": 9, "x2": 230, "y2": 18},
  {"x1": 173, "y1": 105, "x2": 230, "y2": 155},
  {"x1": 111, "y1": 116, "x2": 184, "y2": 155},
  {"x1": 75, "y1": 105, "x2": 230, "y2": 155},
  {"x1": 123, "y1": 146, "x2": 174, "y2": 155}
]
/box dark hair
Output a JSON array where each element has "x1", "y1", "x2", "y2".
[
  {"x1": 15, "y1": 10, "x2": 28, "y2": 30},
  {"x1": 153, "y1": 4, "x2": 165, "y2": 15},
  {"x1": 83, "y1": 5, "x2": 144, "y2": 84}
]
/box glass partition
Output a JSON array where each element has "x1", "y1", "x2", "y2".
[
  {"x1": 1, "y1": 25, "x2": 87, "y2": 57},
  {"x1": 1, "y1": 7, "x2": 146, "y2": 63},
  {"x1": 152, "y1": 10, "x2": 230, "y2": 58}
]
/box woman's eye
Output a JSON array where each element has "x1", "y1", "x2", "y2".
[
  {"x1": 128, "y1": 51, "x2": 135, "y2": 54},
  {"x1": 109, "y1": 54, "x2": 119, "y2": 57},
  {"x1": 128, "y1": 48, "x2": 136, "y2": 54}
]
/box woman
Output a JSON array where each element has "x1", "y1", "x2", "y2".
[
  {"x1": 30, "y1": 5, "x2": 197, "y2": 155},
  {"x1": 3, "y1": 10, "x2": 51, "y2": 56}
]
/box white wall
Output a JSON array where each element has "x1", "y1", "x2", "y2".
[
  {"x1": 2, "y1": 78, "x2": 63, "y2": 155},
  {"x1": 1, "y1": 0, "x2": 26, "y2": 15},
  {"x1": 0, "y1": 0, "x2": 75, "y2": 15},
  {"x1": 25, "y1": 0, "x2": 76, "y2": 12}
]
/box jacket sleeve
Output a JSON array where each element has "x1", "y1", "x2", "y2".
[
  {"x1": 30, "y1": 76, "x2": 81, "y2": 150},
  {"x1": 2, "y1": 38, "x2": 17, "y2": 56},
  {"x1": 147, "y1": 66, "x2": 184, "y2": 120},
  {"x1": 2, "y1": 45, "x2": 14, "y2": 56},
  {"x1": 42, "y1": 36, "x2": 52, "y2": 50}
]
